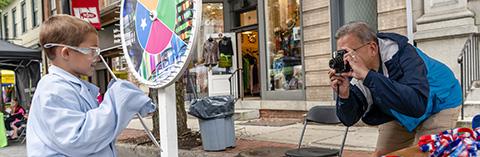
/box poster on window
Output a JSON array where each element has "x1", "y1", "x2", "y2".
[
  {"x1": 71, "y1": 0, "x2": 101, "y2": 30},
  {"x1": 120, "y1": 0, "x2": 202, "y2": 88}
]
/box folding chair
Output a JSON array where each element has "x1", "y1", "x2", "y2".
[
  {"x1": 16, "y1": 124, "x2": 26, "y2": 144},
  {"x1": 285, "y1": 106, "x2": 349, "y2": 157}
]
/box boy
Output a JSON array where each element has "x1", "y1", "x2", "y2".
[{"x1": 26, "y1": 15, "x2": 155, "y2": 156}]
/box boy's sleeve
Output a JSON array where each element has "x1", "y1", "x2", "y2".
[{"x1": 34, "y1": 80, "x2": 155, "y2": 156}]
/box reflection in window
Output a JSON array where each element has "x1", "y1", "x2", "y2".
[{"x1": 265, "y1": 0, "x2": 303, "y2": 91}]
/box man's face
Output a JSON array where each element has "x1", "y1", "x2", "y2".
[
  {"x1": 336, "y1": 34, "x2": 376, "y2": 69},
  {"x1": 69, "y1": 33, "x2": 100, "y2": 77}
]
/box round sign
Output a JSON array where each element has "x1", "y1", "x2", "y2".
[{"x1": 120, "y1": 0, "x2": 201, "y2": 88}]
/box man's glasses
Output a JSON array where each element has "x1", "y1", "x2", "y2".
[
  {"x1": 333, "y1": 42, "x2": 372, "y2": 57},
  {"x1": 352, "y1": 42, "x2": 372, "y2": 52},
  {"x1": 44, "y1": 43, "x2": 101, "y2": 57}
]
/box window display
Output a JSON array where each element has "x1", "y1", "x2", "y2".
[
  {"x1": 186, "y1": 3, "x2": 224, "y2": 101},
  {"x1": 265, "y1": 0, "x2": 303, "y2": 91}
]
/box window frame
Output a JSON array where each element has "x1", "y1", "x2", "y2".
[
  {"x1": 12, "y1": 8, "x2": 17, "y2": 38},
  {"x1": 21, "y1": 1, "x2": 27, "y2": 33},
  {"x1": 31, "y1": 0, "x2": 38, "y2": 27},
  {"x1": 3, "y1": 14, "x2": 8, "y2": 39}
]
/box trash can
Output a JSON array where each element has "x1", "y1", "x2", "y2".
[{"x1": 188, "y1": 95, "x2": 236, "y2": 151}]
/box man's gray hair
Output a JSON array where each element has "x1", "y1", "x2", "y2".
[{"x1": 335, "y1": 21, "x2": 377, "y2": 44}]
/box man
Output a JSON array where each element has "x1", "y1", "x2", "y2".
[{"x1": 329, "y1": 21, "x2": 461, "y2": 156}]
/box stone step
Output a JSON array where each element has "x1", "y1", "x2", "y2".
[
  {"x1": 460, "y1": 102, "x2": 480, "y2": 118},
  {"x1": 234, "y1": 99, "x2": 261, "y2": 109},
  {"x1": 456, "y1": 117, "x2": 473, "y2": 128},
  {"x1": 233, "y1": 109, "x2": 260, "y2": 121}
]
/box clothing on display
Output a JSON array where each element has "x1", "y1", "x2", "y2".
[
  {"x1": 202, "y1": 38, "x2": 219, "y2": 67},
  {"x1": 218, "y1": 36, "x2": 234, "y2": 72},
  {"x1": 242, "y1": 53, "x2": 260, "y2": 95},
  {"x1": 218, "y1": 36, "x2": 234, "y2": 56},
  {"x1": 269, "y1": 26, "x2": 302, "y2": 90}
]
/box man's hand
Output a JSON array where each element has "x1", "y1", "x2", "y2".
[
  {"x1": 329, "y1": 69, "x2": 350, "y2": 99},
  {"x1": 341, "y1": 47, "x2": 369, "y2": 80}
]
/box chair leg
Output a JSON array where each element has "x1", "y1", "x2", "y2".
[
  {"x1": 297, "y1": 118, "x2": 308, "y2": 150},
  {"x1": 16, "y1": 128, "x2": 26, "y2": 142},
  {"x1": 339, "y1": 127, "x2": 349, "y2": 157}
]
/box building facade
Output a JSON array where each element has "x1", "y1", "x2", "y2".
[
  {"x1": 1, "y1": 0, "x2": 43, "y2": 48},
  {"x1": 7, "y1": 0, "x2": 475, "y2": 118},
  {"x1": 192, "y1": 0, "x2": 479, "y2": 119}
]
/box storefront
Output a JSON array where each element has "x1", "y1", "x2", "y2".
[{"x1": 187, "y1": 0, "x2": 305, "y2": 102}]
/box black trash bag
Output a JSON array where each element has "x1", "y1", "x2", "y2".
[{"x1": 188, "y1": 95, "x2": 235, "y2": 120}]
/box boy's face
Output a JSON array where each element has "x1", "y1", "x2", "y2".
[{"x1": 68, "y1": 33, "x2": 99, "y2": 77}]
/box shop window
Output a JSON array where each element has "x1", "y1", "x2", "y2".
[
  {"x1": 187, "y1": 3, "x2": 225, "y2": 101},
  {"x1": 265, "y1": 0, "x2": 303, "y2": 91},
  {"x1": 330, "y1": 0, "x2": 377, "y2": 50}
]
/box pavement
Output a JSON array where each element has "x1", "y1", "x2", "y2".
[
  {"x1": 125, "y1": 116, "x2": 379, "y2": 156},
  {"x1": 0, "y1": 140, "x2": 27, "y2": 157},
  {"x1": 0, "y1": 116, "x2": 378, "y2": 157}
]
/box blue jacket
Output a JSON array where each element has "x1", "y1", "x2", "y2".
[
  {"x1": 336, "y1": 33, "x2": 462, "y2": 132},
  {"x1": 27, "y1": 65, "x2": 156, "y2": 157}
]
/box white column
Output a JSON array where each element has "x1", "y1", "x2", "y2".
[
  {"x1": 414, "y1": 0, "x2": 478, "y2": 78},
  {"x1": 158, "y1": 84, "x2": 178, "y2": 157}
]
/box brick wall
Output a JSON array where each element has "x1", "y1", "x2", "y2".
[
  {"x1": 259, "y1": 109, "x2": 307, "y2": 119},
  {"x1": 302, "y1": 0, "x2": 332, "y2": 101},
  {"x1": 377, "y1": 0, "x2": 407, "y2": 35}
]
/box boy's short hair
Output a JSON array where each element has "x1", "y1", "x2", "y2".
[{"x1": 39, "y1": 15, "x2": 98, "y2": 60}]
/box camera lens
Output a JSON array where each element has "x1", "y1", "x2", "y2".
[{"x1": 329, "y1": 57, "x2": 343, "y2": 69}]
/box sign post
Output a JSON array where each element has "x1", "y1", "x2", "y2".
[
  {"x1": 120, "y1": 0, "x2": 201, "y2": 156},
  {"x1": 158, "y1": 85, "x2": 177, "y2": 156}
]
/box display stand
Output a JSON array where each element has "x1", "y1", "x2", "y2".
[
  {"x1": 158, "y1": 85, "x2": 178, "y2": 157},
  {"x1": 207, "y1": 33, "x2": 237, "y2": 96},
  {"x1": 119, "y1": 0, "x2": 202, "y2": 156}
]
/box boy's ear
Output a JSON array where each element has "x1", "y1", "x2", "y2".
[{"x1": 59, "y1": 47, "x2": 71, "y2": 60}]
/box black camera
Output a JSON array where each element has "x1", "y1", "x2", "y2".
[{"x1": 329, "y1": 49, "x2": 351, "y2": 73}]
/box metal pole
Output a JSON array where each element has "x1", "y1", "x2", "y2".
[
  {"x1": 99, "y1": 55, "x2": 161, "y2": 149},
  {"x1": 461, "y1": 61, "x2": 464, "y2": 120}
]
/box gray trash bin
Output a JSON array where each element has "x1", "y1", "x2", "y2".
[
  {"x1": 198, "y1": 116, "x2": 235, "y2": 151},
  {"x1": 188, "y1": 95, "x2": 236, "y2": 151}
]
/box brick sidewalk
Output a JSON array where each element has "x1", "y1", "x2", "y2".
[{"x1": 117, "y1": 129, "x2": 373, "y2": 157}]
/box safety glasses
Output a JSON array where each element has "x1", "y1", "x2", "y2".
[{"x1": 44, "y1": 43, "x2": 101, "y2": 57}]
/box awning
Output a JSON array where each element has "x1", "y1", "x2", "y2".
[{"x1": 0, "y1": 40, "x2": 42, "y2": 106}]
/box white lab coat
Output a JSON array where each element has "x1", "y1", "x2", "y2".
[{"x1": 26, "y1": 65, "x2": 156, "y2": 157}]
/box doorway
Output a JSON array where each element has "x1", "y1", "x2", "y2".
[{"x1": 237, "y1": 30, "x2": 260, "y2": 98}]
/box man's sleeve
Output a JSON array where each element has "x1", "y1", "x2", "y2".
[
  {"x1": 35, "y1": 80, "x2": 155, "y2": 156},
  {"x1": 336, "y1": 85, "x2": 369, "y2": 126},
  {"x1": 362, "y1": 47, "x2": 429, "y2": 118}
]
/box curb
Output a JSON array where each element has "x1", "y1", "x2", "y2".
[{"x1": 116, "y1": 143, "x2": 238, "y2": 157}]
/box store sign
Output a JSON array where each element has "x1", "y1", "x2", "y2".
[
  {"x1": 71, "y1": 0, "x2": 101, "y2": 30},
  {"x1": 120, "y1": 0, "x2": 201, "y2": 88}
]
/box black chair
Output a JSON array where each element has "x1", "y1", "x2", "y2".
[{"x1": 285, "y1": 106, "x2": 349, "y2": 157}]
